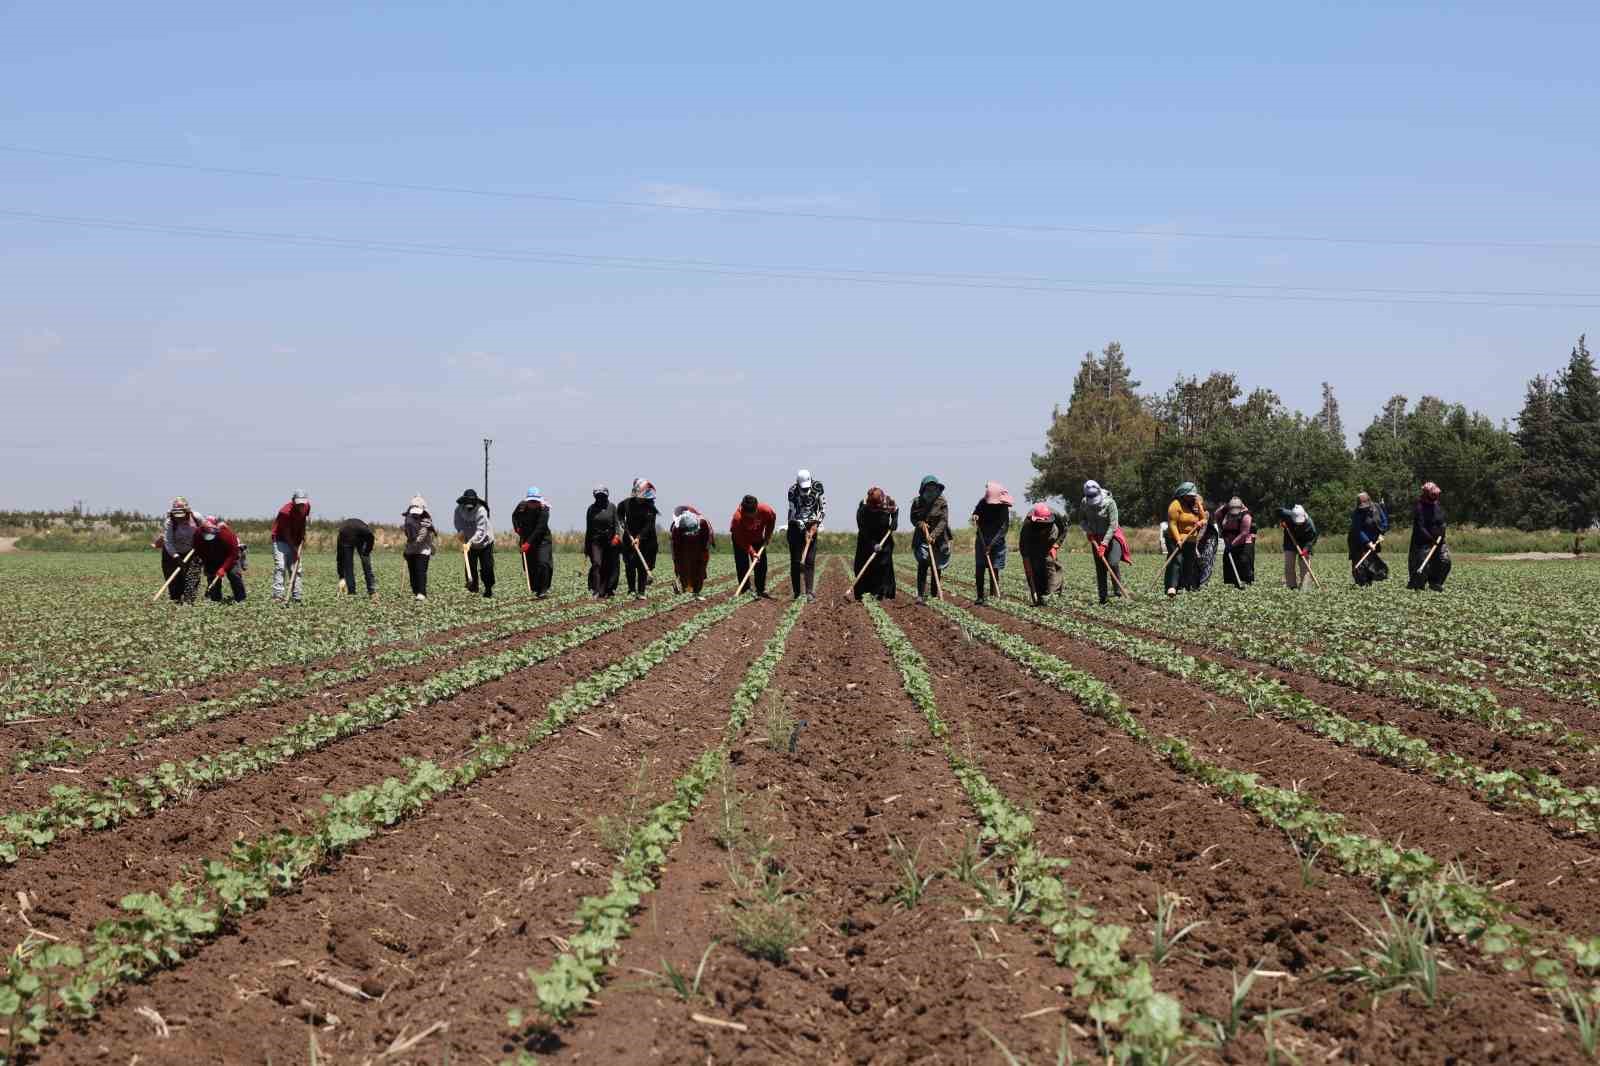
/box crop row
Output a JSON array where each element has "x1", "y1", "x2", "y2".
[
  {"x1": 923, "y1": 596, "x2": 1600, "y2": 1052},
  {"x1": 516, "y1": 597, "x2": 807, "y2": 1031},
  {"x1": 863, "y1": 599, "x2": 1183, "y2": 1061},
  {"x1": 0, "y1": 595, "x2": 750, "y2": 1063},
  {"x1": 0, "y1": 591, "x2": 705, "y2": 864},
  {"x1": 982, "y1": 597, "x2": 1600, "y2": 835}
]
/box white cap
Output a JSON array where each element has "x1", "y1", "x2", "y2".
[
  {"x1": 1291, "y1": 504, "x2": 1308, "y2": 523},
  {"x1": 796, "y1": 469, "x2": 812, "y2": 488}
]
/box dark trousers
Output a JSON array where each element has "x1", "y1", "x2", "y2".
[
  {"x1": 336, "y1": 544, "x2": 376, "y2": 595},
  {"x1": 1352, "y1": 546, "x2": 1389, "y2": 586},
  {"x1": 975, "y1": 534, "x2": 1007, "y2": 599},
  {"x1": 1221, "y1": 542, "x2": 1255, "y2": 587},
  {"x1": 1165, "y1": 537, "x2": 1201, "y2": 591},
  {"x1": 521, "y1": 539, "x2": 554, "y2": 595},
  {"x1": 623, "y1": 536, "x2": 657, "y2": 594},
  {"x1": 161, "y1": 552, "x2": 202, "y2": 604},
  {"x1": 787, "y1": 524, "x2": 818, "y2": 596},
  {"x1": 735, "y1": 549, "x2": 768, "y2": 595},
  {"x1": 852, "y1": 544, "x2": 895, "y2": 600},
  {"x1": 465, "y1": 544, "x2": 495, "y2": 596},
  {"x1": 1092, "y1": 540, "x2": 1125, "y2": 603},
  {"x1": 588, "y1": 541, "x2": 620, "y2": 597},
  {"x1": 405, "y1": 554, "x2": 430, "y2": 596},
  {"x1": 1408, "y1": 543, "x2": 1451, "y2": 590},
  {"x1": 1021, "y1": 551, "x2": 1055, "y2": 604},
  {"x1": 203, "y1": 562, "x2": 247, "y2": 602}
]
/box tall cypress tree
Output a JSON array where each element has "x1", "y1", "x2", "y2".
[{"x1": 1553, "y1": 335, "x2": 1600, "y2": 528}]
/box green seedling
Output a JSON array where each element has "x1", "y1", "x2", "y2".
[
  {"x1": 1148, "y1": 892, "x2": 1204, "y2": 966},
  {"x1": 887, "y1": 836, "x2": 937, "y2": 910}
]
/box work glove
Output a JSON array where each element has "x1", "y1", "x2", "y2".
[
  {"x1": 1048, "y1": 545, "x2": 1059, "y2": 560},
  {"x1": 610, "y1": 534, "x2": 621, "y2": 547},
  {"x1": 521, "y1": 542, "x2": 530, "y2": 554}
]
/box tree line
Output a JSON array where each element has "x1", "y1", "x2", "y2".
[{"x1": 1028, "y1": 336, "x2": 1600, "y2": 533}]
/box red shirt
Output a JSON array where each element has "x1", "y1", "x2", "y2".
[
  {"x1": 670, "y1": 507, "x2": 714, "y2": 560},
  {"x1": 729, "y1": 502, "x2": 777, "y2": 552},
  {"x1": 270, "y1": 502, "x2": 309, "y2": 546},
  {"x1": 194, "y1": 524, "x2": 241, "y2": 573}
]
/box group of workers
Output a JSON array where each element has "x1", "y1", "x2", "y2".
[{"x1": 150, "y1": 474, "x2": 1453, "y2": 607}]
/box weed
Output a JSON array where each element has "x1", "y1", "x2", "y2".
[
  {"x1": 1148, "y1": 892, "x2": 1204, "y2": 966},
  {"x1": 650, "y1": 943, "x2": 716, "y2": 1001},
  {"x1": 728, "y1": 858, "x2": 804, "y2": 963},
  {"x1": 709, "y1": 762, "x2": 746, "y2": 853},
  {"x1": 762, "y1": 690, "x2": 798, "y2": 754},
  {"x1": 979, "y1": 1020, "x2": 1076, "y2": 1065},
  {"x1": 1323, "y1": 901, "x2": 1449, "y2": 1006},
  {"x1": 887, "y1": 837, "x2": 937, "y2": 909},
  {"x1": 1287, "y1": 833, "x2": 1323, "y2": 888},
  {"x1": 1564, "y1": 988, "x2": 1600, "y2": 1059},
  {"x1": 592, "y1": 756, "x2": 652, "y2": 855},
  {"x1": 945, "y1": 831, "x2": 992, "y2": 888}
]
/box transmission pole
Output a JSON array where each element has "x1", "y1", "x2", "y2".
[{"x1": 483, "y1": 438, "x2": 493, "y2": 506}]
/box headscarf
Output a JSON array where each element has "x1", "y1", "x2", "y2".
[
  {"x1": 1421, "y1": 481, "x2": 1441, "y2": 502},
  {"x1": 919, "y1": 474, "x2": 943, "y2": 499},
  {"x1": 1227, "y1": 496, "x2": 1246, "y2": 515},
  {"x1": 1082, "y1": 480, "x2": 1103, "y2": 503},
  {"x1": 1175, "y1": 482, "x2": 1198, "y2": 500},
  {"x1": 982, "y1": 481, "x2": 1013, "y2": 506},
  {"x1": 1029, "y1": 502, "x2": 1054, "y2": 522},
  {"x1": 796, "y1": 469, "x2": 813, "y2": 489},
  {"x1": 865, "y1": 486, "x2": 888, "y2": 510},
  {"x1": 407, "y1": 495, "x2": 428, "y2": 515},
  {"x1": 593, "y1": 483, "x2": 610, "y2": 499},
  {"x1": 526, "y1": 486, "x2": 544, "y2": 502},
  {"x1": 631, "y1": 478, "x2": 656, "y2": 500},
  {"x1": 1290, "y1": 504, "x2": 1309, "y2": 525},
  {"x1": 168, "y1": 496, "x2": 191, "y2": 518}
]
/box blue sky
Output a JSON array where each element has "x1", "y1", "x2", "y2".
[{"x1": 2, "y1": 1, "x2": 1596, "y2": 527}]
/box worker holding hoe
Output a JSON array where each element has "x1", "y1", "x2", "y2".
[
  {"x1": 151, "y1": 497, "x2": 204, "y2": 604},
  {"x1": 194, "y1": 514, "x2": 245, "y2": 603},
  {"x1": 585, "y1": 484, "x2": 621, "y2": 599},
  {"x1": 971, "y1": 481, "x2": 1013, "y2": 605},
  {"x1": 852, "y1": 486, "x2": 900, "y2": 600},
  {"x1": 402, "y1": 495, "x2": 436, "y2": 600},
  {"x1": 335, "y1": 517, "x2": 378, "y2": 598},
  {"x1": 730, "y1": 494, "x2": 777, "y2": 598},
  {"x1": 617, "y1": 478, "x2": 660, "y2": 600},
  {"x1": 1219, "y1": 496, "x2": 1255, "y2": 588},
  {"x1": 1348, "y1": 491, "x2": 1390, "y2": 587},
  {"x1": 1277, "y1": 503, "x2": 1319, "y2": 590},
  {"x1": 909, "y1": 474, "x2": 950, "y2": 604},
  {"x1": 1163, "y1": 483, "x2": 1207, "y2": 597},
  {"x1": 270, "y1": 491, "x2": 311, "y2": 604},
  {"x1": 1080, "y1": 480, "x2": 1130, "y2": 605},
  {"x1": 1408, "y1": 481, "x2": 1451, "y2": 591},
  {"x1": 669, "y1": 504, "x2": 713, "y2": 599},
  {"x1": 786, "y1": 469, "x2": 825, "y2": 602},
  {"x1": 454, "y1": 488, "x2": 495, "y2": 598},
  {"x1": 1018, "y1": 501, "x2": 1068, "y2": 606},
  {"x1": 511, "y1": 487, "x2": 554, "y2": 598}
]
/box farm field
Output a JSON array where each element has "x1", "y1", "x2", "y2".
[{"x1": 1, "y1": 551, "x2": 1599, "y2": 1063}]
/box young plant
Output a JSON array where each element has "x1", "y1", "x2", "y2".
[
  {"x1": 887, "y1": 836, "x2": 937, "y2": 910},
  {"x1": 727, "y1": 857, "x2": 804, "y2": 964},
  {"x1": 762, "y1": 689, "x2": 799, "y2": 755},
  {"x1": 651, "y1": 943, "x2": 716, "y2": 1001},
  {"x1": 1324, "y1": 901, "x2": 1449, "y2": 1007},
  {"x1": 1148, "y1": 892, "x2": 1205, "y2": 966}
]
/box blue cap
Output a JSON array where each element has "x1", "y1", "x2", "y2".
[{"x1": 526, "y1": 486, "x2": 543, "y2": 501}]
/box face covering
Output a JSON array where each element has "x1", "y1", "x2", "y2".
[
  {"x1": 921, "y1": 485, "x2": 939, "y2": 501},
  {"x1": 203, "y1": 533, "x2": 216, "y2": 541}
]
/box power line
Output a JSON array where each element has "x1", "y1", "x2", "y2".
[
  {"x1": 7, "y1": 208, "x2": 1600, "y2": 310},
  {"x1": 5, "y1": 142, "x2": 1598, "y2": 253}
]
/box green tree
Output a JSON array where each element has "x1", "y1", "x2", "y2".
[
  {"x1": 1028, "y1": 342, "x2": 1157, "y2": 507},
  {"x1": 1552, "y1": 335, "x2": 1600, "y2": 529}
]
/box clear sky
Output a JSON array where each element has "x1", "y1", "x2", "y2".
[{"x1": 2, "y1": 1, "x2": 1596, "y2": 528}]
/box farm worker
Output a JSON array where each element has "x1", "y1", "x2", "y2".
[
  {"x1": 730, "y1": 494, "x2": 777, "y2": 598},
  {"x1": 194, "y1": 514, "x2": 244, "y2": 603},
  {"x1": 1163, "y1": 483, "x2": 1208, "y2": 597},
  {"x1": 1277, "y1": 504, "x2": 1319, "y2": 590},
  {"x1": 971, "y1": 481, "x2": 1013, "y2": 604},
  {"x1": 1408, "y1": 482, "x2": 1452, "y2": 591},
  {"x1": 617, "y1": 478, "x2": 660, "y2": 600},
  {"x1": 1348, "y1": 492, "x2": 1391, "y2": 587},
  {"x1": 786, "y1": 469, "x2": 825, "y2": 602},
  {"x1": 454, "y1": 488, "x2": 495, "y2": 598},
  {"x1": 669, "y1": 505, "x2": 714, "y2": 598},
  {"x1": 1079, "y1": 480, "x2": 1128, "y2": 605},
  {"x1": 1218, "y1": 497, "x2": 1256, "y2": 588},
  {"x1": 852, "y1": 486, "x2": 900, "y2": 600},
  {"x1": 1018, "y1": 502, "x2": 1068, "y2": 606},
  {"x1": 335, "y1": 518, "x2": 377, "y2": 598},
  {"x1": 585, "y1": 484, "x2": 621, "y2": 599},
  {"x1": 151, "y1": 496, "x2": 203, "y2": 604},
  {"x1": 511, "y1": 487, "x2": 554, "y2": 598},
  {"x1": 401, "y1": 495, "x2": 435, "y2": 600},
  {"x1": 909, "y1": 474, "x2": 951, "y2": 604},
  {"x1": 270, "y1": 491, "x2": 311, "y2": 603}
]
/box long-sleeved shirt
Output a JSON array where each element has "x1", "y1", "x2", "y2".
[
  {"x1": 1276, "y1": 509, "x2": 1319, "y2": 553},
  {"x1": 512, "y1": 501, "x2": 551, "y2": 546},
  {"x1": 336, "y1": 519, "x2": 375, "y2": 553},
  {"x1": 585, "y1": 500, "x2": 619, "y2": 545},
  {"x1": 617, "y1": 497, "x2": 660, "y2": 543},
  {"x1": 787, "y1": 481, "x2": 826, "y2": 527},
  {"x1": 1350, "y1": 505, "x2": 1388, "y2": 547},
  {"x1": 402, "y1": 512, "x2": 436, "y2": 557},
  {"x1": 730, "y1": 502, "x2": 777, "y2": 552},
  {"x1": 856, "y1": 497, "x2": 899, "y2": 549},
  {"x1": 1080, "y1": 494, "x2": 1120, "y2": 546},
  {"x1": 1018, "y1": 512, "x2": 1068, "y2": 555},
  {"x1": 1412, "y1": 499, "x2": 1447, "y2": 547},
  {"x1": 670, "y1": 506, "x2": 714, "y2": 559},
  {"x1": 1167, "y1": 499, "x2": 1208, "y2": 542},
  {"x1": 971, "y1": 500, "x2": 1011, "y2": 544},
  {"x1": 270, "y1": 502, "x2": 309, "y2": 547},
  {"x1": 161, "y1": 514, "x2": 199, "y2": 556},
  {"x1": 453, "y1": 504, "x2": 494, "y2": 548},
  {"x1": 1220, "y1": 510, "x2": 1254, "y2": 547},
  {"x1": 909, "y1": 494, "x2": 950, "y2": 545},
  {"x1": 193, "y1": 524, "x2": 241, "y2": 573}
]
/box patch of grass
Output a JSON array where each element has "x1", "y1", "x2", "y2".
[
  {"x1": 1322, "y1": 901, "x2": 1449, "y2": 1007},
  {"x1": 592, "y1": 756, "x2": 653, "y2": 856},
  {"x1": 727, "y1": 857, "x2": 805, "y2": 964},
  {"x1": 886, "y1": 836, "x2": 937, "y2": 909},
  {"x1": 762, "y1": 689, "x2": 799, "y2": 754}
]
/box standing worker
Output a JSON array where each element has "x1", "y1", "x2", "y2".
[
  {"x1": 1080, "y1": 480, "x2": 1127, "y2": 605},
  {"x1": 194, "y1": 515, "x2": 245, "y2": 603},
  {"x1": 1164, "y1": 483, "x2": 1208, "y2": 597},
  {"x1": 669, "y1": 505, "x2": 714, "y2": 599},
  {"x1": 1277, "y1": 503, "x2": 1319, "y2": 590},
  {"x1": 786, "y1": 469, "x2": 825, "y2": 602},
  {"x1": 1408, "y1": 482, "x2": 1451, "y2": 591},
  {"x1": 402, "y1": 495, "x2": 435, "y2": 601},
  {"x1": 151, "y1": 497, "x2": 203, "y2": 604},
  {"x1": 1018, "y1": 502, "x2": 1068, "y2": 606},
  {"x1": 585, "y1": 485, "x2": 621, "y2": 599},
  {"x1": 511, "y1": 487, "x2": 554, "y2": 598},
  {"x1": 454, "y1": 488, "x2": 495, "y2": 598},
  {"x1": 1349, "y1": 492, "x2": 1390, "y2": 587},
  {"x1": 271, "y1": 491, "x2": 311, "y2": 604},
  {"x1": 909, "y1": 475, "x2": 950, "y2": 604},
  {"x1": 617, "y1": 478, "x2": 660, "y2": 600},
  {"x1": 971, "y1": 481, "x2": 1013, "y2": 605},
  {"x1": 1218, "y1": 497, "x2": 1255, "y2": 588},
  {"x1": 852, "y1": 486, "x2": 899, "y2": 600},
  {"x1": 335, "y1": 517, "x2": 378, "y2": 598},
  {"x1": 730, "y1": 494, "x2": 777, "y2": 598}
]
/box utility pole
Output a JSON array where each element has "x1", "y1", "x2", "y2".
[{"x1": 483, "y1": 438, "x2": 493, "y2": 506}]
